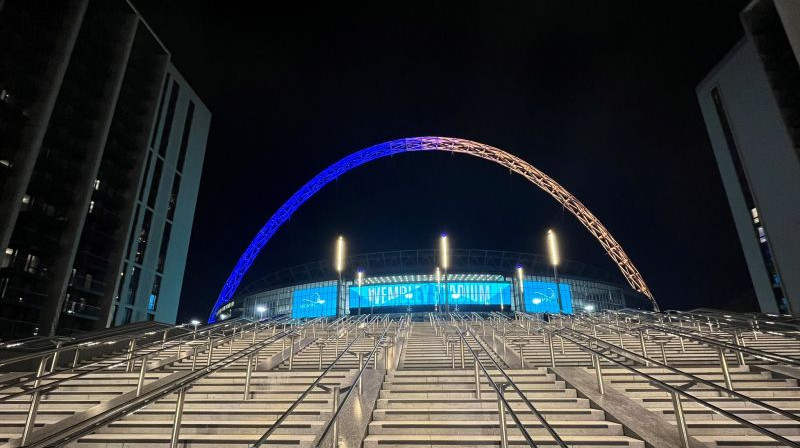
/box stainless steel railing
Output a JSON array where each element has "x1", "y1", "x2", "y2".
[
  {"x1": 505, "y1": 311, "x2": 800, "y2": 448},
  {"x1": 251, "y1": 315, "x2": 394, "y2": 448},
  {"x1": 313, "y1": 314, "x2": 409, "y2": 448},
  {"x1": 430, "y1": 313, "x2": 567, "y2": 448},
  {"x1": 0, "y1": 318, "x2": 263, "y2": 403},
  {"x1": 18, "y1": 317, "x2": 320, "y2": 448}
]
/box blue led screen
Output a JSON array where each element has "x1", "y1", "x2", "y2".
[
  {"x1": 291, "y1": 285, "x2": 337, "y2": 318},
  {"x1": 349, "y1": 282, "x2": 511, "y2": 310},
  {"x1": 523, "y1": 281, "x2": 573, "y2": 314}
]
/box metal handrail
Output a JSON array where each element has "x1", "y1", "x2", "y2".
[
  {"x1": 502, "y1": 312, "x2": 800, "y2": 447},
  {"x1": 558, "y1": 330, "x2": 800, "y2": 447},
  {"x1": 564, "y1": 310, "x2": 800, "y2": 368},
  {"x1": 18, "y1": 318, "x2": 317, "y2": 448},
  {"x1": 314, "y1": 315, "x2": 407, "y2": 447},
  {"x1": 638, "y1": 322, "x2": 800, "y2": 367},
  {"x1": 639, "y1": 308, "x2": 800, "y2": 336},
  {"x1": 0, "y1": 318, "x2": 271, "y2": 402},
  {"x1": 442, "y1": 315, "x2": 568, "y2": 448},
  {"x1": 0, "y1": 320, "x2": 204, "y2": 369},
  {"x1": 251, "y1": 317, "x2": 392, "y2": 448}
]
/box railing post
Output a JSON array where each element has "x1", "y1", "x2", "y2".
[
  {"x1": 496, "y1": 384, "x2": 509, "y2": 448},
  {"x1": 474, "y1": 359, "x2": 481, "y2": 399},
  {"x1": 170, "y1": 387, "x2": 187, "y2": 448},
  {"x1": 718, "y1": 347, "x2": 734, "y2": 391},
  {"x1": 548, "y1": 333, "x2": 556, "y2": 367},
  {"x1": 658, "y1": 341, "x2": 668, "y2": 365},
  {"x1": 289, "y1": 338, "x2": 295, "y2": 371},
  {"x1": 49, "y1": 341, "x2": 63, "y2": 373},
  {"x1": 72, "y1": 347, "x2": 81, "y2": 369},
  {"x1": 731, "y1": 330, "x2": 746, "y2": 366},
  {"x1": 638, "y1": 329, "x2": 649, "y2": 365},
  {"x1": 206, "y1": 335, "x2": 214, "y2": 367},
  {"x1": 318, "y1": 342, "x2": 326, "y2": 370},
  {"x1": 136, "y1": 355, "x2": 148, "y2": 396},
  {"x1": 331, "y1": 385, "x2": 340, "y2": 448},
  {"x1": 593, "y1": 353, "x2": 605, "y2": 394},
  {"x1": 670, "y1": 390, "x2": 690, "y2": 448},
  {"x1": 460, "y1": 336, "x2": 465, "y2": 369},
  {"x1": 126, "y1": 339, "x2": 137, "y2": 372},
  {"x1": 162, "y1": 328, "x2": 169, "y2": 349},
  {"x1": 21, "y1": 355, "x2": 49, "y2": 445},
  {"x1": 358, "y1": 353, "x2": 364, "y2": 395},
  {"x1": 244, "y1": 354, "x2": 254, "y2": 400}
]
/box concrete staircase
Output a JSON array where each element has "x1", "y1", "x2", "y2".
[
  {"x1": 4, "y1": 312, "x2": 800, "y2": 447},
  {"x1": 363, "y1": 321, "x2": 646, "y2": 447}
]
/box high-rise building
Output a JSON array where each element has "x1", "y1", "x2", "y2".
[
  {"x1": 696, "y1": 0, "x2": 800, "y2": 314},
  {"x1": 0, "y1": 0, "x2": 210, "y2": 337}
]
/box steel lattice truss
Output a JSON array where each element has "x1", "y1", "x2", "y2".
[
  {"x1": 209, "y1": 137, "x2": 657, "y2": 322},
  {"x1": 237, "y1": 248, "x2": 619, "y2": 296}
]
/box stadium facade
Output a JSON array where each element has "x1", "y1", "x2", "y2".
[{"x1": 214, "y1": 249, "x2": 647, "y2": 322}]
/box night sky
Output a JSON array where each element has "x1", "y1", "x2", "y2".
[{"x1": 133, "y1": 1, "x2": 756, "y2": 322}]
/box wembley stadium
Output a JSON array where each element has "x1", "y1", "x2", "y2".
[{"x1": 214, "y1": 248, "x2": 651, "y2": 321}]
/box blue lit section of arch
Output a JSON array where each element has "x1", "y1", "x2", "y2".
[
  {"x1": 208, "y1": 138, "x2": 433, "y2": 322},
  {"x1": 209, "y1": 137, "x2": 656, "y2": 322}
]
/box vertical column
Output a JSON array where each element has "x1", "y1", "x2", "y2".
[
  {"x1": 40, "y1": 11, "x2": 141, "y2": 335},
  {"x1": 0, "y1": 0, "x2": 89, "y2": 254}
]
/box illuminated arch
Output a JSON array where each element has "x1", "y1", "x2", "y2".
[{"x1": 209, "y1": 136, "x2": 657, "y2": 321}]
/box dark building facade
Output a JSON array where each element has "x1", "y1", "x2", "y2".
[
  {"x1": 0, "y1": 0, "x2": 210, "y2": 337},
  {"x1": 697, "y1": 0, "x2": 800, "y2": 314}
]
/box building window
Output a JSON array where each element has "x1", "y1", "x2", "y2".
[
  {"x1": 24, "y1": 254, "x2": 40, "y2": 274},
  {"x1": 1, "y1": 248, "x2": 16, "y2": 268},
  {"x1": 148, "y1": 275, "x2": 161, "y2": 312},
  {"x1": 126, "y1": 267, "x2": 140, "y2": 305},
  {"x1": 177, "y1": 101, "x2": 195, "y2": 173},
  {"x1": 115, "y1": 263, "x2": 128, "y2": 301},
  {"x1": 88, "y1": 200, "x2": 95, "y2": 214},
  {"x1": 125, "y1": 205, "x2": 141, "y2": 259},
  {"x1": 138, "y1": 152, "x2": 153, "y2": 201},
  {"x1": 167, "y1": 174, "x2": 180, "y2": 222},
  {"x1": 0, "y1": 277, "x2": 8, "y2": 300},
  {"x1": 157, "y1": 223, "x2": 171, "y2": 273},
  {"x1": 711, "y1": 86, "x2": 787, "y2": 310},
  {"x1": 94, "y1": 179, "x2": 100, "y2": 191},
  {"x1": 158, "y1": 80, "x2": 180, "y2": 158},
  {"x1": 147, "y1": 159, "x2": 163, "y2": 209},
  {"x1": 150, "y1": 74, "x2": 171, "y2": 149},
  {"x1": 135, "y1": 210, "x2": 153, "y2": 264}
]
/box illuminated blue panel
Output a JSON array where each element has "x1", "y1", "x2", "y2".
[
  {"x1": 291, "y1": 285, "x2": 337, "y2": 318},
  {"x1": 349, "y1": 282, "x2": 511, "y2": 310},
  {"x1": 523, "y1": 281, "x2": 573, "y2": 314}
]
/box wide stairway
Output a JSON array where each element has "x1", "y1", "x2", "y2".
[
  {"x1": 364, "y1": 320, "x2": 645, "y2": 447},
  {"x1": 1, "y1": 310, "x2": 800, "y2": 447}
]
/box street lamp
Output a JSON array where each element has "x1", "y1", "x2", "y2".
[
  {"x1": 256, "y1": 305, "x2": 267, "y2": 321},
  {"x1": 435, "y1": 267, "x2": 441, "y2": 312},
  {"x1": 547, "y1": 229, "x2": 564, "y2": 313},
  {"x1": 190, "y1": 319, "x2": 200, "y2": 340},
  {"x1": 335, "y1": 236, "x2": 345, "y2": 317},
  {"x1": 515, "y1": 264, "x2": 524, "y2": 313},
  {"x1": 357, "y1": 268, "x2": 364, "y2": 315},
  {"x1": 440, "y1": 233, "x2": 449, "y2": 312}
]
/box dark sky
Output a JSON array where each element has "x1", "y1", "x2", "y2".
[{"x1": 133, "y1": 1, "x2": 756, "y2": 322}]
